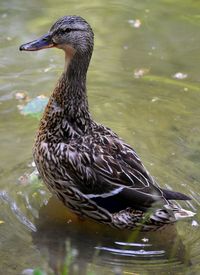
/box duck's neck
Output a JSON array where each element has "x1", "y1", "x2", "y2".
[
  {"x1": 43, "y1": 50, "x2": 93, "y2": 131},
  {"x1": 55, "y1": 51, "x2": 91, "y2": 119},
  {"x1": 40, "y1": 50, "x2": 94, "y2": 139}
]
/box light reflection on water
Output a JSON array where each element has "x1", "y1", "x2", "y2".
[
  {"x1": 31, "y1": 197, "x2": 190, "y2": 275},
  {"x1": 0, "y1": 0, "x2": 200, "y2": 274}
]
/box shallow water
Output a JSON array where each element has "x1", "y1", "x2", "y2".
[{"x1": 0, "y1": 0, "x2": 200, "y2": 274}]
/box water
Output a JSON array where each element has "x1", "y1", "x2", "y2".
[{"x1": 0, "y1": 0, "x2": 200, "y2": 274}]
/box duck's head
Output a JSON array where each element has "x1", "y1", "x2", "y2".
[{"x1": 19, "y1": 16, "x2": 94, "y2": 57}]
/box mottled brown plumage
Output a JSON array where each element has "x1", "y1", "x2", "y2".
[{"x1": 20, "y1": 16, "x2": 195, "y2": 230}]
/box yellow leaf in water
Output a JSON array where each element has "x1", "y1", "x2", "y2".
[{"x1": 0, "y1": 221, "x2": 5, "y2": 224}]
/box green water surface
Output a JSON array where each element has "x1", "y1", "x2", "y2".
[{"x1": 0, "y1": 0, "x2": 200, "y2": 274}]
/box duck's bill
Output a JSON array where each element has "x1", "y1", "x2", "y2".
[{"x1": 19, "y1": 33, "x2": 54, "y2": 51}]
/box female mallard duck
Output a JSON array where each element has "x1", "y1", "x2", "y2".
[{"x1": 20, "y1": 16, "x2": 194, "y2": 230}]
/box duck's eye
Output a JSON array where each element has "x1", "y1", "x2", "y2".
[
  {"x1": 59, "y1": 28, "x2": 71, "y2": 34},
  {"x1": 65, "y1": 28, "x2": 71, "y2": 33}
]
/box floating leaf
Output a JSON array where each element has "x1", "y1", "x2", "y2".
[
  {"x1": 128, "y1": 19, "x2": 141, "y2": 28},
  {"x1": 192, "y1": 220, "x2": 199, "y2": 227},
  {"x1": 173, "y1": 72, "x2": 188, "y2": 80},
  {"x1": 15, "y1": 91, "x2": 29, "y2": 101},
  {"x1": 134, "y1": 68, "x2": 149, "y2": 78}
]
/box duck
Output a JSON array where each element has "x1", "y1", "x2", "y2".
[{"x1": 19, "y1": 15, "x2": 195, "y2": 231}]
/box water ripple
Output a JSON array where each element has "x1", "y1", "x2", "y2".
[
  {"x1": 95, "y1": 246, "x2": 165, "y2": 257},
  {"x1": 115, "y1": 241, "x2": 152, "y2": 247},
  {"x1": 0, "y1": 190, "x2": 36, "y2": 232}
]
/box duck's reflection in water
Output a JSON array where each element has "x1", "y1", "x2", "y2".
[{"x1": 32, "y1": 197, "x2": 189, "y2": 275}]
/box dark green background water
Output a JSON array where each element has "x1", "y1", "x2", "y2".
[{"x1": 0, "y1": 0, "x2": 200, "y2": 274}]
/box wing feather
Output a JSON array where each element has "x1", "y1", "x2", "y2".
[{"x1": 61, "y1": 134, "x2": 166, "y2": 210}]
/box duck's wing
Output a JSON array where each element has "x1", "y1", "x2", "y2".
[{"x1": 64, "y1": 136, "x2": 167, "y2": 212}]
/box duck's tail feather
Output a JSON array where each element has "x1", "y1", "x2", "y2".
[{"x1": 162, "y1": 188, "x2": 191, "y2": 201}]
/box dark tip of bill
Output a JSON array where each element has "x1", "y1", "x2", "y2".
[{"x1": 19, "y1": 45, "x2": 25, "y2": 51}]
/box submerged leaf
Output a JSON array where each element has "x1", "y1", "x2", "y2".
[
  {"x1": 20, "y1": 96, "x2": 48, "y2": 118},
  {"x1": 22, "y1": 268, "x2": 46, "y2": 275},
  {"x1": 33, "y1": 268, "x2": 46, "y2": 275}
]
